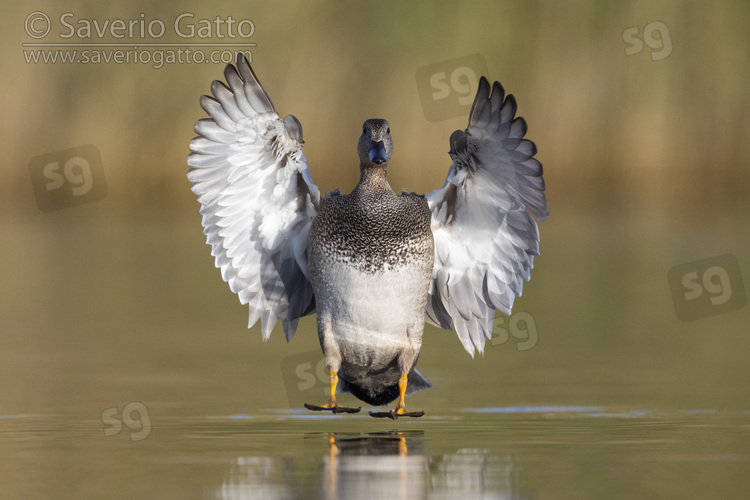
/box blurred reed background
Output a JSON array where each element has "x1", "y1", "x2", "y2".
[
  {"x1": 1, "y1": 0, "x2": 749, "y2": 416},
  {"x1": 3, "y1": 0, "x2": 749, "y2": 215}
]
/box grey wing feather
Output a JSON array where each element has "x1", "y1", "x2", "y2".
[
  {"x1": 425, "y1": 77, "x2": 548, "y2": 356},
  {"x1": 187, "y1": 54, "x2": 320, "y2": 341}
]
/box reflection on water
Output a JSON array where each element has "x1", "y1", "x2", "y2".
[
  {"x1": 215, "y1": 456, "x2": 296, "y2": 500},
  {"x1": 322, "y1": 432, "x2": 425, "y2": 500},
  {"x1": 212, "y1": 431, "x2": 521, "y2": 500}
]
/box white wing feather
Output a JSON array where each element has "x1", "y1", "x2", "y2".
[
  {"x1": 187, "y1": 55, "x2": 320, "y2": 341},
  {"x1": 425, "y1": 78, "x2": 548, "y2": 357}
]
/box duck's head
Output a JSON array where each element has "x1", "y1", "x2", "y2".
[{"x1": 358, "y1": 119, "x2": 393, "y2": 168}]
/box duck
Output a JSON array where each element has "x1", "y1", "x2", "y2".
[{"x1": 187, "y1": 55, "x2": 548, "y2": 419}]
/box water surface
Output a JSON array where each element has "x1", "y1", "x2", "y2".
[{"x1": 2, "y1": 407, "x2": 749, "y2": 499}]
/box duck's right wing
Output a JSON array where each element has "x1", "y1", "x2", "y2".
[{"x1": 187, "y1": 55, "x2": 320, "y2": 341}]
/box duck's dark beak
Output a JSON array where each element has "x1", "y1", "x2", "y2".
[{"x1": 368, "y1": 140, "x2": 387, "y2": 164}]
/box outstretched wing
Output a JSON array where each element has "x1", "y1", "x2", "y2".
[
  {"x1": 187, "y1": 54, "x2": 320, "y2": 341},
  {"x1": 425, "y1": 77, "x2": 548, "y2": 357}
]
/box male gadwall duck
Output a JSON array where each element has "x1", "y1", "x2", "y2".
[{"x1": 188, "y1": 55, "x2": 548, "y2": 419}]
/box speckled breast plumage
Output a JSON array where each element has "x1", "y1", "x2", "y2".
[{"x1": 309, "y1": 190, "x2": 434, "y2": 273}]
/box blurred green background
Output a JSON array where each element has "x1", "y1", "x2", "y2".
[{"x1": 1, "y1": 0, "x2": 749, "y2": 419}]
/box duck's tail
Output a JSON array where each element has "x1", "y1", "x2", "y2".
[
  {"x1": 405, "y1": 368, "x2": 432, "y2": 395},
  {"x1": 338, "y1": 367, "x2": 432, "y2": 406}
]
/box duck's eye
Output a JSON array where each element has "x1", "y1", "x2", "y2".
[
  {"x1": 362, "y1": 126, "x2": 367, "y2": 135},
  {"x1": 387, "y1": 127, "x2": 390, "y2": 134}
]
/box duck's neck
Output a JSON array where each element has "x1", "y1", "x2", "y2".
[{"x1": 354, "y1": 163, "x2": 393, "y2": 195}]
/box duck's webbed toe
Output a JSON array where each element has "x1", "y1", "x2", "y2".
[
  {"x1": 303, "y1": 370, "x2": 361, "y2": 414},
  {"x1": 304, "y1": 403, "x2": 361, "y2": 414},
  {"x1": 368, "y1": 374, "x2": 424, "y2": 419},
  {"x1": 368, "y1": 408, "x2": 424, "y2": 420}
]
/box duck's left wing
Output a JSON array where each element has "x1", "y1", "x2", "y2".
[
  {"x1": 425, "y1": 77, "x2": 548, "y2": 356},
  {"x1": 187, "y1": 55, "x2": 320, "y2": 341}
]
